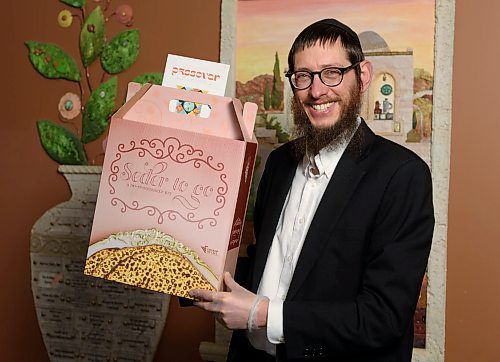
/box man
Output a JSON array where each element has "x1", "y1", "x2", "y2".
[{"x1": 190, "y1": 18, "x2": 434, "y2": 361}]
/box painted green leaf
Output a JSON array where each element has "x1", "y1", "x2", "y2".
[
  {"x1": 60, "y1": 0, "x2": 86, "y2": 8},
  {"x1": 80, "y1": 6, "x2": 105, "y2": 67},
  {"x1": 132, "y1": 72, "x2": 163, "y2": 85},
  {"x1": 101, "y1": 30, "x2": 140, "y2": 74},
  {"x1": 37, "y1": 120, "x2": 87, "y2": 165},
  {"x1": 25, "y1": 41, "x2": 81, "y2": 81},
  {"x1": 82, "y1": 77, "x2": 117, "y2": 143}
]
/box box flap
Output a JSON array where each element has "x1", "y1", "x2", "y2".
[{"x1": 120, "y1": 84, "x2": 257, "y2": 141}]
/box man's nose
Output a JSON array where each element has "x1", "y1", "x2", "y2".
[{"x1": 309, "y1": 74, "x2": 330, "y2": 98}]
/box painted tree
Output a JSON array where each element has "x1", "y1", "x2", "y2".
[
  {"x1": 271, "y1": 51, "x2": 282, "y2": 109},
  {"x1": 263, "y1": 83, "x2": 271, "y2": 110}
]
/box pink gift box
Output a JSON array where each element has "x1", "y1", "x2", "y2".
[{"x1": 84, "y1": 83, "x2": 258, "y2": 299}]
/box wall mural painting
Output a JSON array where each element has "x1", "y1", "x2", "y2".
[{"x1": 234, "y1": 0, "x2": 435, "y2": 349}]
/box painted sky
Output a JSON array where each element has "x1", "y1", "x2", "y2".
[{"x1": 236, "y1": 0, "x2": 435, "y2": 83}]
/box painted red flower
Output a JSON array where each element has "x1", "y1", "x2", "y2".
[
  {"x1": 115, "y1": 5, "x2": 134, "y2": 26},
  {"x1": 58, "y1": 92, "x2": 81, "y2": 120}
]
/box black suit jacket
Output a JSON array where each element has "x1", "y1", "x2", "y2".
[{"x1": 228, "y1": 121, "x2": 434, "y2": 362}]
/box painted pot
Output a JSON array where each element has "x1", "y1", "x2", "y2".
[{"x1": 30, "y1": 165, "x2": 170, "y2": 361}]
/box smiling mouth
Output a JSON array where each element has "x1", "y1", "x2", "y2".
[{"x1": 311, "y1": 102, "x2": 333, "y2": 112}]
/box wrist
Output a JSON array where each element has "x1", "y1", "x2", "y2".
[
  {"x1": 256, "y1": 297, "x2": 269, "y2": 328},
  {"x1": 247, "y1": 295, "x2": 269, "y2": 331}
]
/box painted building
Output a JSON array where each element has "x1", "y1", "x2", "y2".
[{"x1": 359, "y1": 31, "x2": 414, "y2": 143}]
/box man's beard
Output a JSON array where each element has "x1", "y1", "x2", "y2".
[{"x1": 292, "y1": 83, "x2": 362, "y2": 157}]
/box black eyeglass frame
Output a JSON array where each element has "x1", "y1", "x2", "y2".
[{"x1": 285, "y1": 62, "x2": 360, "y2": 90}]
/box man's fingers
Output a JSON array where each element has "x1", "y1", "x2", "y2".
[
  {"x1": 189, "y1": 288, "x2": 216, "y2": 302},
  {"x1": 223, "y1": 272, "x2": 240, "y2": 292},
  {"x1": 193, "y1": 301, "x2": 218, "y2": 313}
]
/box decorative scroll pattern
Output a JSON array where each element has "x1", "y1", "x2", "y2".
[
  {"x1": 214, "y1": 174, "x2": 228, "y2": 216},
  {"x1": 110, "y1": 198, "x2": 217, "y2": 229},
  {"x1": 107, "y1": 136, "x2": 228, "y2": 228},
  {"x1": 173, "y1": 195, "x2": 199, "y2": 210},
  {"x1": 117, "y1": 137, "x2": 224, "y2": 171},
  {"x1": 108, "y1": 152, "x2": 122, "y2": 194}
]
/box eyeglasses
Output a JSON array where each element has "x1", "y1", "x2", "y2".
[{"x1": 285, "y1": 62, "x2": 360, "y2": 90}]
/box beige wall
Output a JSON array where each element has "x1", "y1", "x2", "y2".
[
  {"x1": 1, "y1": 0, "x2": 500, "y2": 361},
  {"x1": 445, "y1": 0, "x2": 500, "y2": 360}
]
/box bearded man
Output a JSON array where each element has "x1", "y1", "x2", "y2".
[{"x1": 191, "y1": 18, "x2": 434, "y2": 362}]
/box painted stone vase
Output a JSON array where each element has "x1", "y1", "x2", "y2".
[{"x1": 30, "y1": 165, "x2": 170, "y2": 361}]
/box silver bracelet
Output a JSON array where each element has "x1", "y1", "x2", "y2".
[{"x1": 247, "y1": 295, "x2": 266, "y2": 332}]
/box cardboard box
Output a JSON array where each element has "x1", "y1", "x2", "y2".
[{"x1": 84, "y1": 83, "x2": 257, "y2": 299}]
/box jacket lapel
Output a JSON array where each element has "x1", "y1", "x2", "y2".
[{"x1": 286, "y1": 121, "x2": 374, "y2": 299}]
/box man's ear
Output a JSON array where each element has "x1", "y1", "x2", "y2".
[{"x1": 359, "y1": 60, "x2": 373, "y2": 93}]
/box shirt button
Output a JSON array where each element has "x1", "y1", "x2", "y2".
[
  {"x1": 287, "y1": 255, "x2": 292, "y2": 262},
  {"x1": 281, "y1": 295, "x2": 286, "y2": 301},
  {"x1": 298, "y1": 217, "x2": 304, "y2": 224}
]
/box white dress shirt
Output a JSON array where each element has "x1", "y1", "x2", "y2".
[{"x1": 247, "y1": 135, "x2": 352, "y2": 355}]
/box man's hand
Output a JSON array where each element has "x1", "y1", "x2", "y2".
[{"x1": 189, "y1": 272, "x2": 268, "y2": 330}]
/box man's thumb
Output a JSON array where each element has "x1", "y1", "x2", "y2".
[{"x1": 223, "y1": 271, "x2": 239, "y2": 292}]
